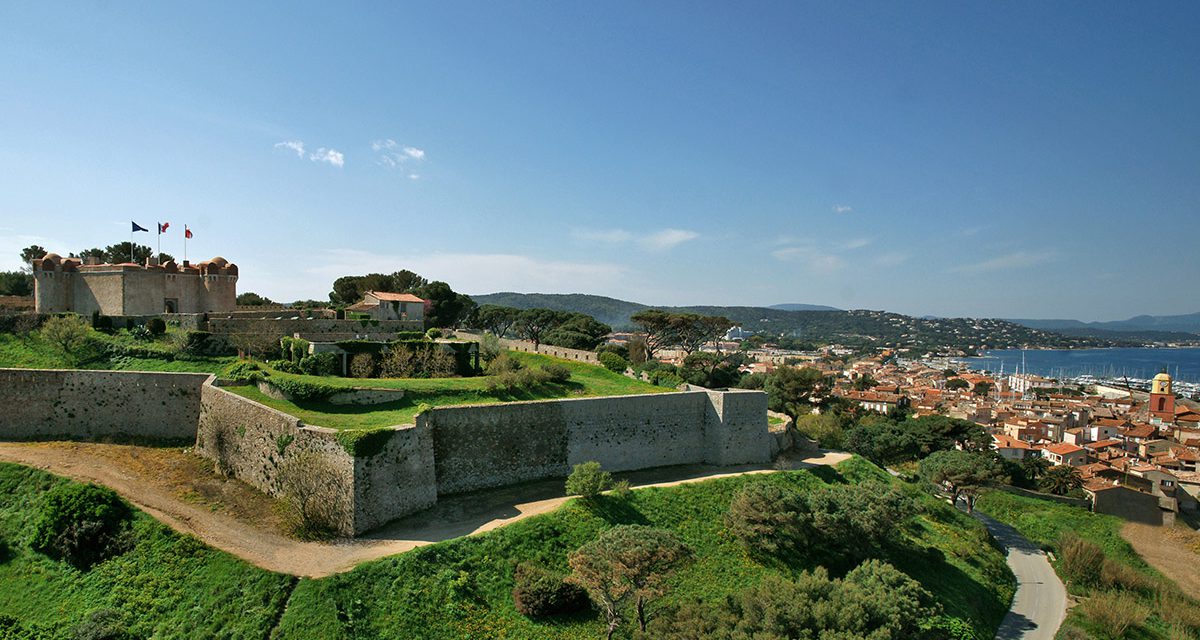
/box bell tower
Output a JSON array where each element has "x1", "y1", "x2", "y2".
[{"x1": 1148, "y1": 371, "x2": 1175, "y2": 424}]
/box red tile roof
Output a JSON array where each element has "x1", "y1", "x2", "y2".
[
  {"x1": 1045, "y1": 443, "x2": 1085, "y2": 456},
  {"x1": 366, "y1": 291, "x2": 425, "y2": 303}
]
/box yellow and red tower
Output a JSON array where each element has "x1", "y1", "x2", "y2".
[{"x1": 1148, "y1": 371, "x2": 1175, "y2": 424}]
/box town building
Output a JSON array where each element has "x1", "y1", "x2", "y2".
[{"x1": 347, "y1": 291, "x2": 426, "y2": 324}]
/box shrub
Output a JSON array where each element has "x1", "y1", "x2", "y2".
[
  {"x1": 130, "y1": 325, "x2": 153, "y2": 341},
  {"x1": 298, "y1": 352, "x2": 340, "y2": 376},
  {"x1": 565, "y1": 461, "x2": 612, "y2": 498},
  {"x1": 276, "y1": 452, "x2": 344, "y2": 540},
  {"x1": 381, "y1": 345, "x2": 420, "y2": 378},
  {"x1": 512, "y1": 563, "x2": 590, "y2": 618},
  {"x1": 146, "y1": 317, "x2": 166, "y2": 335},
  {"x1": 1100, "y1": 558, "x2": 1156, "y2": 592},
  {"x1": 30, "y1": 482, "x2": 132, "y2": 569},
  {"x1": 599, "y1": 351, "x2": 628, "y2": 373},
  {"x1": 42, "y1": 314, "x2": 91, "y2": 356},
  {"x1": 220, "y1": 360, "x2": 263, "y2": 383},
  {"x1": 349, "y1": 352, "x2": 377, "y2": 378},
  {"x1": 70, "y1": 609, "x2": 133, "y2": 640},
  {"x1": 90, "y1": 312, "x2": 113, "y2": 333},
  {"x1": 180, "y1": 330, "x2": 215, "y2": 355},
  {"x1": 269, "y1": 376, "x2": 339, "y2": 402},
  {"x1": 1078, "y1": 590, "x2": 1148, "y2": 638},
  {"x1": 1059, "y1": 532, "x2": 1105, "y2": 586},
  {"x1": 725, "y1": 483, "x2": 806, "y2": 557},
  {"x1": 425, "y1": 327, "x2": 443, "y2": 340},
  {"x1": 479, "y1": 332, "x2": 502, "y2": 363},
  {"x1": 541, "y1": 363, "x2": 571, "y2": 383},
  {"x1": 486, "y1": 353, "x2": 522, "y2": 376}
]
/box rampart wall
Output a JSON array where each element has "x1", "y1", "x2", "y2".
[
  {"x1": 1, "y1": 368, "x2": 772, "y2": 536},
  {"x1": 208, "y1": 318, "x2": 421, "y2": 340},
  {"x1": 425, "y1": 389, "x2": 770, "y2": 495},
  {"x1": 0, "y1": 369, "x2": 207, "y2": 441},
  {"x1": 454, "y1": 331, "x2": 600, "y2": 364}
]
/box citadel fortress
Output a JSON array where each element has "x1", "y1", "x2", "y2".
[{"x1": 32, "y1": 253, "x2": 238, "y2": 316}]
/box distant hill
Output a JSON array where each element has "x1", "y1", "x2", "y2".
[
  {"x1": 471, "y1": 292, "x2": 1118, "y2": 351},
  {"x1": 769, "y1": 303, "x2": 841, "y2": 312},
  {"x1": 1009, "y1": 312, "x2": 1200, "y2": 337}
]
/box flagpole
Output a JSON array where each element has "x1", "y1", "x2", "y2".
[{"x1": 130, "y1": 225, "x2": 134, "y2": 263}]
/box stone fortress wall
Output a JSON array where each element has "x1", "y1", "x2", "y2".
[{"x1": 0, "y1": 369, "x2": 773, "y2": 536}]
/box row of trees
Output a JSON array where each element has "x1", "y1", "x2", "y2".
[
  {"x1": 469, "y1": 305, "x2": 613, "y2": 351},
  {"x1": 327, "y1": 271, "x2": 475, "y2": 328},
  {"x1": 629, "y1": 310, "x2": 733, "y2": 358}
]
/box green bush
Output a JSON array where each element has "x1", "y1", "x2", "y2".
[
  {"x1": 70, "y1": 609, "x2": 133, "y2": 640},
  {"x1": 220, "y1": 360, "x2": 263, "y2": 382},
  {"x1": 486, "y1": 353, "x2": 522, "y2": 376},
  {"x1": 269, "y1": 375, "x2": 340, "y2": 401},
  {"x1": 565, "y1": 461, "x2": 612, "y2": 498},
  {"x1": 30, "y1": 483, "x2": 132, "y2": 569},
  {"x1": 90, "y1": 312, "x2": 114, "y2": 333},
  {"x1": 598, "y1": 351, "x2": 628, "y2": 373},
  {"x1": 146, "y1": 317, "x2": 166, "y2": 335},
  {"x1": 1078, "y1": 590, "x2": 1149, "y2": 638},
  {"x1": 725, "y1": 483, "x2": 807, "y2": 557},
  {"x1": 298, "y1": 352, "x2": 340, "y2": 376},
  {"x1": 349, "y1": 352, "x2": 377, "y2": 378},
  {"x1": 425, "y1": 328, "x2": 443, "y2": 340},
  {"x1": 541, "y1": 363, "x2": 571, "y2": 383},
  {"x1": 511, "y1": 563, "x2": 589, "y2": 618},
  {"x1": 395, "y1": 331, "x2": 426, "y2": 340}
]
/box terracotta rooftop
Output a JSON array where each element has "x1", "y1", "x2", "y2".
[
  {"x1": 365, "y1": 291, "x2": 425, "y2": 303},
  {"x1": 1045, "y1": 443, "x2": 1085, "y2": 456}
]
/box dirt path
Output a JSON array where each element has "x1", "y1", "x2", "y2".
[
  {"x1": 0, "y1": 442, "x2": 849, "y2": 577},
  {"x1": 1121, "y1": 521, "x2": 1200, "y2": 599}
]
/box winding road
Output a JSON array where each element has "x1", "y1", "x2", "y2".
[{"x1": 968, "y1": 508, "x2": 1067, "y2": 640}]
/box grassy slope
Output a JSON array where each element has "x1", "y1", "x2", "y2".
[
  {"x1": 276, "y1": 458, "x2": 1013, "y2": 640},
  {"x1": 229, "y1": 351, "x2": 668, "y2": 430},
  {"x1": 975, "y1": 490, "x2": 1198, "y2": 639},
  {"x1": 0, "y1": 330, "x2": 232, "y2": 374},
  {"x1": 0, "y1": 462, "x2": 293, "y2": 639}
]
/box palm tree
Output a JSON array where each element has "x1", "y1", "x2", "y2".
[{"x1": 1038, "y1": 465, "x2": 1083, "y2": 495}]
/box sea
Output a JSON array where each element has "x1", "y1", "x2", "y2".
[{"x1": 961, "y1": 347, "x2": 1200, "y2": 384}]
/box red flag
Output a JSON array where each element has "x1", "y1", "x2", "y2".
[
  {"x1": 185, "y1": 226, "x2": 193, "y2": 239},
  {"x1": 158, "y1": 222, "x2": 170, "y2": 234}
]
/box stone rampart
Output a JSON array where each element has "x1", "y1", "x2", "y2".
[
  {"x1": 2, "y1": 367, "x2": 770, "y2": 536},
  {"x1": 255, "y1": 380, "x2": 406, "y2": 406},
  {"x1": 0, "y1": 368, "x2": 207, "y2": 441},
  {"x1": 454, "y1": 331, "x2": 600, "y2": 364},
  {"x1": 196, "y1": 381, "x2": 437, "y2": 535},
  {"x1": 425, "y1": 389, "x2": 771, "y2": 495},
  {"x1": 207, "y1": 318, "x2": 422, "y2": 340}
]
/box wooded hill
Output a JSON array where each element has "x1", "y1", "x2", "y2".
[{"x1": 473, "y1": 292, "x2": 1123, "y2": 353}]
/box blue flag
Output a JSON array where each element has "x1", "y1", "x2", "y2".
[{"x1": 132, "y1": 221, "x2": 149, "y2": 233}]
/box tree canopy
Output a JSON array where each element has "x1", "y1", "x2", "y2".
[
  {"x1": 764, "y1": 366, "x2": 830, "y2": 421},
  {"x1": 629, "y1": 310, "x2": 732, "y2": 358},
  {"x1": 919, "y1": 450, "x2": 1005, "y2": 513}
]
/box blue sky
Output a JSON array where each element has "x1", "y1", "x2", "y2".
[{"x1": 1, "y1": 2, "x2": 1197, "y2": 320}]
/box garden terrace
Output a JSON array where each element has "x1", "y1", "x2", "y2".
[{"x1": 225, "y1": 351, "x2": 669, "y2": 431}]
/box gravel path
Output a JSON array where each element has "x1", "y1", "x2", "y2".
[{"x1": 0, "y1": 441, "x2": 849, "y2": 577}]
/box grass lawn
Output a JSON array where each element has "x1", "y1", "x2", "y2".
[
  {"x1": 227, "y1": 351, "x2": 669, "y2": 430},
  {"x1": 0, "y1": 330, "x2": 232, "y2": 374},
  {"x1": 0, "y1": 462, "x2": 294, "y2": 639},
  {"x1": 976, "y1": 490, "x2": 1200, "y2": 639},
  {"x1": 275, "y1": 457, "x2": 1014, "y2": 640}
]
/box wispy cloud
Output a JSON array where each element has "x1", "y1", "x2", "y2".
[
  {"x1": 950, "y1": 250, "x2": 1056, "y2": 274},
  {"x1": 833, "y1": 204, "x2": 853, "y2": 215},
  {"x1": 840, "y1": 237, "x2": 873, "y2": 250},
  {"x1": 275, "y1": 140, "x2": 344, "y2": 167},
  {"x1": 309, "y1": 147, "x2": 345, "y2": 167},
  {"x1": 573, "y1": 229, "x2": 634, "y2": 243},
  {"x1": 0, "y1": 232, "x2": 58, "y2": 271},
  {"x1": 873, "y1": 251, "x2": 909, "y2": 268},
  {"x1": 372, "y1": 139, "x2": 426, "y2": 168},
  {"x1": 572, "y1": 227, "x2": 699, "y2": 251},
  {"x1": 771, "y1": 245, "x2": 845, "y2": 272},
  {"x1": 640, "y1": 228, "x2": 699, "y2": 250},
  {"x1": 274, "y1": 140, "x2": 306, "y2": 157}
]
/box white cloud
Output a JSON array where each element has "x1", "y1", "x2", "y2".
[
  {"x1": 833, "y1": 204, "x2": 853, "y2": 214},
  {"x1": 274, "y1": 140, "x2": 306, "y2": 157},
  {"x1": 639, "y1": 228, "x2": 699, "y2": 250},
  {"x1": 408, "y1": 174, "x2": 420, "y2": 180},
  {"x1": 573, "y1": 228, "x2": 634, "y2": 243},
  {"x1": 372, "y1": 138, "x2": 426, "y2": 169},
  {"x1": 951, "y1": 250, "x2": 1056, "y2": 274},
  {"x1": 572, "y1": 228, "x2": 699, "y2": 250},
  {"x1": 770, "y1": 245, "x2": 845, "y2": 272},
  {"x1": 840, "y1": 237, "x2": 873, "y2": 250},
  {"x1": 309, "y1": 147, "x2": 345, "y2": 167},
  {"x1": 275, "y1": 140, "x2": 344, "y2": 167}
]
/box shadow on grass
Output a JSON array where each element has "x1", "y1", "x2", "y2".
[{"x1": 579, "y1": 494, "x2": 650, "y2": 526}]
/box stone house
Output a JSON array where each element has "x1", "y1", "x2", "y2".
[{"x1": 348, "y1": 291, "x2": 426, "y2": 324}]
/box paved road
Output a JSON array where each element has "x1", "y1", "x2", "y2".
[{"x1": 969, "y1": 508, "x2": 1067, "y2": 640}]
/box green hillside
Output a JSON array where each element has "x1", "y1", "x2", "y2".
[{"x1": 0, "y1": 458, "x2": 1014, "y2": 640}]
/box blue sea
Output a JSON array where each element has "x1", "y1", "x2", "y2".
[{"x1": 962, "y1": 347, "x2": 1200, "y2": 384}]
